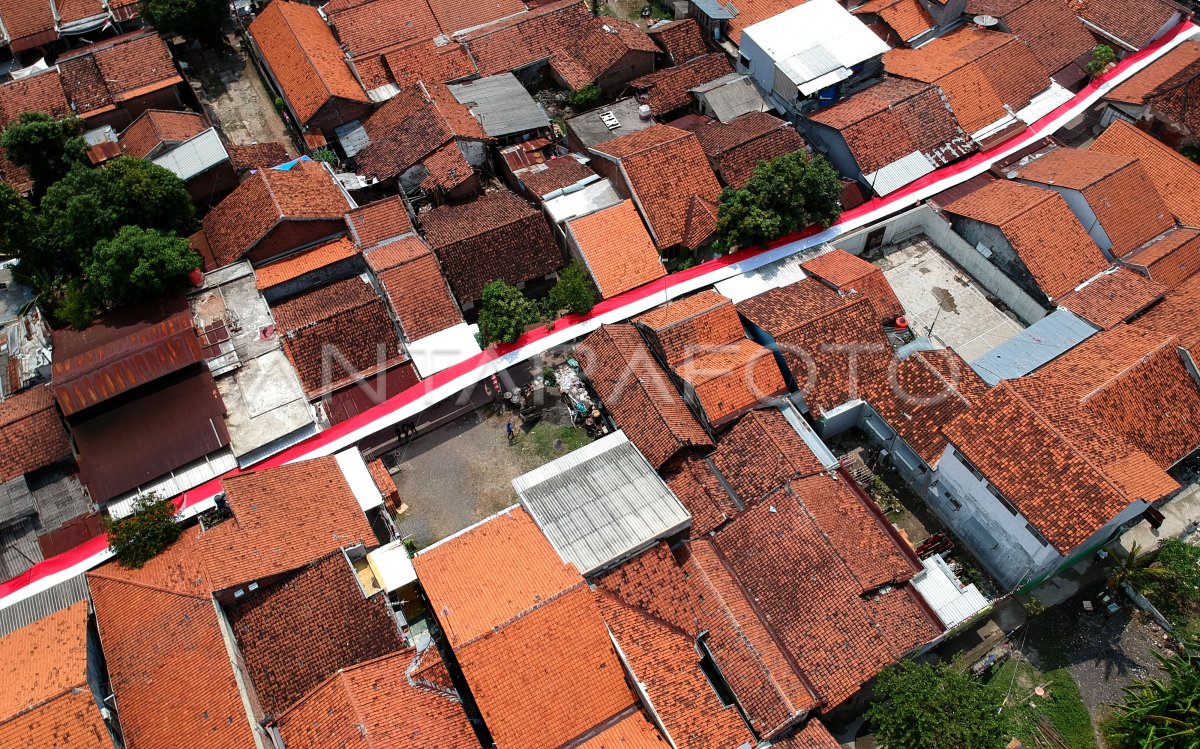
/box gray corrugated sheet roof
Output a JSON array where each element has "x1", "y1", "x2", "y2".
[
  {"x1": 152, "y1": 128, "x2": 229, "y2": 181},
  {"x1": 0, "y1": 574, "x2": 88, "y2": 637},
  {"x1": 692, "y1": 0, "x2": 736, "y2": 20},
  {"x1": 448, "y1": 74, "x2": 550, "y2": 138},
  {"x1": 864, "y1": 150, "x2": 936, "y2": 195},
  {"x1": 512, "y1": 431, "x2": 691, "y2": 576},
  {"x1": 691, "y1": 73, "x2": 772, "y2": 122},
  {"x1": 969, "y1": 308, "x2": 1097, "y2": 385}
]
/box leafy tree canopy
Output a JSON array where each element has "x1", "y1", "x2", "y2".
[
  {"x1": 0, "y1": 112, "x2": 86, "y2": 196},
  {"x1": 866, "y1": 661, "x2": 1007, "y2": 749},
  {"x1": 104, "y1": 495, "x2": 182, "y2": 569},
  {"x1": 139, "y1": 0, "x2": 227, "y2": 39},
  {"x1": 0, "y1": 183, "x2": 35, "y2": 260},
  {"x1": 713, "y1": 150, "x2": 842, "y2": 252},
  {"x1": 478, "y1": 280, "x2": 537, "y2": 346},
  {"x1": 1104, "y1": 636, "x2": 1199, "y2": 748},
  {"x1": 85, "y1": 226, "x2": 200, "y2": 308},
  {"x1": 549, "y1": 260, "x2": 596, "y2": 316}
]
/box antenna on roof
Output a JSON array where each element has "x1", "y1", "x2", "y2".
[{"x1": 973, "y1": 14, "x2": 998, "y2": 26}]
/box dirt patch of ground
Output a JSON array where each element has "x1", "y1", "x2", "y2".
[
  {"x1": 176, "y1": 34, "x2": 297, "y2": 151},
  {"x1": 388, "y1": 406, "x2": 591, "y2": 548}
]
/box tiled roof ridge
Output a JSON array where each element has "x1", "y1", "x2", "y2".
[
  {"x1": 405, "y1": 647, "x2": 461, "y2": 700},
  {"x1": 595, "y1": 586, "x2": 696, "y2": 642},
  {"x1": 455, "y1": 578, "x2": 590, "y2": 650},
  {"x1": 275, "y1": 1, "x2": 340, "y2": 104},
  {"x1": 909, "y1": 350, "x2": 974, "y2": 412},
  {"x1": 456, "y1": 0, "x2": 575, "y2": 41},
  {"x1": 690, "y1": 538, "x2": 816, "y2": 721},
  {"x1": 281, "y1": 291, "x2": 377, "y2": 335},
  {"x1": 3, "y1": 685, "x2": 90, "y2": 724},
  {"x1": 419, "y1": 189, "x2": 532, "y2": 245},
  {"x1": 559, "y1": 703, "x2": 645, "y2": 749},
  {"x1": 85, "y1": 568, "x2": 211, "y2": 601},
  {"x1": 1075, "y1": 332, "x2": 1178, "y2": 404}
]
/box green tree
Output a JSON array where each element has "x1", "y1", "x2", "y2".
[
  {"x1": 85, "y1": 226, "x2": 200, "y2": 308},
  {"x1": 53, "y1": 278, "x2": 97, "y2": 330},
  {"x1": 0, "y1": 183, "x2": 35, "y2": 260},
  {"x1": 138, "y1": 0, "x2": 227, "y2": 39},
  {"x1": 548, "y1": 260, "x2": 596, "y2": 315},
  {"x1": 1087, "y1": 44, "x2": 1117, "y2": 76},
  {"x1": 713, "y1": 150, "x2": 842, "y2": 252},
  {"x1": 1104, "y1": 636, "x2": 1199, "y2": 748},
  {"x1": 104, "y1": 495, "x2": 181, "y2": 569},
  {"x1": 1142, "y1": 539, "x2": 1200, "y2": 631},
  {"x1": 867, "y1": 661, "x2": 1006, "y2": 749},
  {"x1": 0, "y1": 112, "x2": 86, "y2": 196},
  {"x1": 477, "y1": 280, "x2": 537, "y2": 346},
  {"x1": 568, "y1": 83, "x2": 601, "y2": 111}
]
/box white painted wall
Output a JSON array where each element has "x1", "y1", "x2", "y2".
[{"x1": 1014, "y1": 180, "x2": 1114, "y2": 259}]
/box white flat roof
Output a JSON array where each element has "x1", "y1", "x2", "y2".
[
  {"x1": 406, "y1": 323, "x2": 483, "y2": 379},
  {"x1": 911, "y1": 554, "x2": 990, "y2": 629},
  {"x1": 367, "y1": 538, "x2": 418, "y2": 592},
  {"x1": 743, "y1": 0, "x2": 890, "y2": 86},
  {"x1": 334, "y1": 448, "x2": 385, "y2": 512},
  {"x1": 513, "y1": 431, "x2": 691, "y2": 576}
]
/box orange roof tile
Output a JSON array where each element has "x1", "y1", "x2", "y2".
[
  {"x1": 254, "y1": 236, "x2": 359, "y2": 289},
  {"x1": 118, "y1": 109, "x2": 208, "y2": 159},
  {"x1": 852, "y1": 0, "x2": 934, "y2": 43},
  {"x1": 1089, "y1": 119, "x2": 1200, "y2": 229},
  {"x1": 1055, "y1": 267, "x2": 1166, "y2": 329},
  {"x1": 198, "y1": 456, "x2": 375, "y2": 592},
  {"x1": 0, "y1": 685, "x2": 109, "y2": 749},
  {"x1": 884, "y1": 27, "x2": 1049, "y2": 133},
  {"x1": 0, "y1": 384, "x2": 72, "y2": 482},
  {"x1": 567, "y1": 200, "x2": 665, "y2": 299},
  {"x1": 1135, "y1": 271, "x2": 1200, "y2": 354},
  {"x1": 591, "y1": 124, "x2": 721, "y2": 249},
  {"x1": 345, "y1": 195, "x2": 415, "y2": 249},
  {"x1": 1002, "y1": 0, "x2": 1095, "y2": 75},
  {"x1": 328, "y1": 0, "x2": 440, "y2": 57},
  {"x1": 276, "y1": 650, "x2": 478, "y2": 749},
  {"x1": 0, "y1": 0, "x2": 56, "y2": 51},
  {"x1": 0, "y1": 600, "x2": 90, "y2": 721},
  {"x1": 575, "y1": 324, "x2": 713, "y2": 467},
  {"x1": 944, "y1": 179, "x2": 1110, "y2": 299},
  {"x1": 772, "y1": 721, "x2": 842, "y2": 749},
  {"x1": 518, "y1": 155, "x2": 596, "y2": 199},
  {"x1": 364, "y1": 234, "x2": 428, "y2": 270},
  {"x1": 663, "y1": 455, "x2": 740, "y2": 534},
  {"x1": 1122, "y1": 228, "x2": 1200, "y2": 289},
  {"x1": 249, "y1": 1, "x2": 369, "y2": 125},
  {"x1": 709, "y1": 408, "x2": 826, "y2": 505},
  {"x1": 634, "y1": 289, "x2": 744, "y2": 367},
  {"x1": 374, "y1": 240, "x2": 464, "y2": 341},
  {"x1": 647, "y1": 18, "x2": 710, "y2": 64},
  {"x1": 413, "y1": 506, "x2": 582, "y2": 647},
  {"x1": 674, "y1": 339, "x2": 787, "y2": 425},
  {"x1": 0, "y1": 70, "x2": 70, "y2": 125},
  {"x1": 1108, "y1": 41, "x2": 1200, "y2": 104},
  {"x1": 692, "y1": 111, "x2": 806, "y2": 189},
  {"x1": 1071, "y1": 0, "x2": 1178, "y2": 51},
  {"x1": 574, "y1": 709, "x2": 670, "y2": 749},
  {"x1": 1016, "y1": 147, "x2": 1177, "y2": 258},
  {"x1": 380, "y1": 38, "x2": 478, "y2": 87},
  {"x1": 724, "y1": 0, "x2": 805, "y2": 45},
  {"x1": 630, "y1": 53, "x2": 733, "y2": 117},
  {"x1": 801, "y1": 249, "x2": 905, "y2": 321}
]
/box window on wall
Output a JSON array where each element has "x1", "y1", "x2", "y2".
[
  {"x1": 952, "y1": 449, "x2": 986, "y2": 482},
  {"x1": 986, "y1": 484, "x2": 1019, "y2": 516},
  {"x1": 1024, "y1": 523, "x2": 1049, "y2": 547}
]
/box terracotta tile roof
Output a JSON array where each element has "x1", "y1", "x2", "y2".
[
  {"x1": 648, "y1": 18, "x2": 709, "y2": 64},
  {"x1": 461, "y1": 0, "x2": 656, "y2": 91},
  {"x1": 202, "y1": 158, "x2": 351, "y2": 266},
  {"x1": 710, "y1": 409, "x2": 826, "y2": 506},
  {"x1": 943, "y1": 381, "x2": 1172, "y2": 552},
  {"x1": 634, "y1": 290, "x2": 745, "y2": 367},
  {"x1": 737, "y1": 287, "x2": 892, "y2": 416},
  {"x1": 373, "y1": 239, "x2": 464, "y2": 340},
  {"x1": 682, "y1": 195, "x2": 720, "y2": 251},
  {"x1": 0, "y1": 385, "x2": 71, "y2": 482},
  {"x1": 802, "y1": 249, "x2": 905, "y2": 321},
  {"x1": 0, "y1": 70, "x2": 70, "y2": 125},
  {"x1": 674, "y1": 340, "x2": 787, "y2": 425},
  {"x1": 944, "y1": 179, "x2": 1111, "y2": 299},
  {"x1": 328, "y1": 0, "x2": 440, "y2": 57},
  {"x1": 851, "y1": 0, "x2": 934, "y2": 43},
  {"x1": 858, "y1": 348, "x2": 990, "y2": 466},
  {"x1": 414, "y1": 507, "x2": 636, "y2": 748},
  {"x1": 1108, "y1": 41, "x2": 1200, "y2": 105},
  {"x1": 345, "y1": 195, "x2": 415, "y2": 249},
  {"x1": 1122, "y1": 228, "x2": 1200, "y2": 289},
  {"x1": 693, "y1": 111, "x2": 805, "y2": 188},
  {"x1": 0, "y1": 684, "x2": 108, "y2": 749},
  {"x1": 1071, "y1": 0, "x2": 1178, "y2": 51},
  {"x1": 714, "y1": 485, "x2": 939, "y2": 707},
  {"x1": 0, "y1": 0, "x2": 56, "y2": 51},
  {"x1": 226, "y1": 551, "x2": 405, "y2": 716},
  {"x1": 591, "y1": 124, "x2": 722, "y2": 249},
  {"x1": 364, "y1": 234, "x2": 427, "y2": 270},
  {"x1": 566, "y1": 199, "x2": 665, "y2": 299},
  {"x1": 1002, "y1": 0, "x2": 1095, "y2": 75},
  {"x1": 965, "y1": 0, "x2": 1029, "y2": 14},
  {"x1": 249, "y1": 1, "x2": 369, "y2": 125},
  {"x1": 1055, "y1": 267, "x2": 1166, "y2": 329},
  {"x1": 1016, "y1": 148, "x2": 1177, "y2": 258},
  {"x1": 272, "y1": 274, "x2": 376, "y2": 331},
  {"x1": 574, "y1": 710, "x2": 669, "y2": 749},
  {"x1": 413, "y1": 506, "x2": 582, "y2": 647},
  {"x1": 808, "y1": 76, "x2": 974, "y2": 176},
  {"x1": 87, "y1": 529, "x2": 254, "y2": 749},
  {"x1": 356, "y1": 89, "x2": 451, "y2": 182},
  {"x1": 596, "y1": 541, "x2": 818, "y2": 738},
  {"x1": 663, "y1": 456, "x2": 740, "y2": 534},
  {"x1": 378, "y1": 38, "x2": 477, "y2": 89},
  {"x1": 630, "y1": 53, "x2": 733, "y2": 117},
  {"x1": 419, "y1": 140, "x2": 476, "y2": 192},
  {"x1": 420, "y1": 189, "x2": 563, "y2": 301},
  {"x1": 54, "y1": 0, "x2": 104, "y2": 24},
  {"x1": 519, "y1": 155, "x2": 596, "y2": 198},
  {"x1": 118, "y1": 109, "x2": 207, "y2": 159},
  {"x1": 1135, "y1": 271, "x2": 1200, "y2": 354},
  {"x1": 254, "y1": 236, "x2": 359, "y2": 289},
  {"x1": 884, "y1": 27, "x2": 1049, "y2": 133},
  {"x1": 575, "y1": 324, "x2": 713, "y2": 467},
  {"x1": 1089, "y1": 119, "x2": 1200, "y2": 229},
  {"x1": 58, "y1": 32, "x2": 183, "y2": 114},
  {"x1": 772, "y1": 721, "x2": 842, "y2": 749},
  {"x1": 226, "y1": 141, "x2": 292, "y2": 172},
  {"x1": 1027, "y1": 325, "x2": 1200, "y2": 469},
  {"x1": 276, "y1": 650, "x2": 478, "y2": 749},
  {"x1": 0, "y1": 600, "x2": 89, "y2": 721},
  {"x1": 198, "y1": 456, "x2": 375, "y2": 591},
  {"x1": 429, "y1": 0, "x2": 526, "y2": 34}
]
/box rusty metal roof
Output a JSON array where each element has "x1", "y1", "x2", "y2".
[{"x1": 51, "y1": 296, "x2": 203, "y2": 417}]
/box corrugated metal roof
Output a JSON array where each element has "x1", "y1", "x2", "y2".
[
  {"x1": 333, "y1": 120, "x2": 371, "y2": 157},
  {"x1": 692, "y1": 0, "x2": 736, "y2": 20},
  {"x1": 911, "y1": 554, "x2": 989, "y2": 628},
  {"x1": 715, "y1": 252, "x2": 809, "y2": 302},
  {"x1": 152, "y1": 127, "x2": 229, "y2": 181},
  {"x1": 448, "y1": 74, "x2": 550, "y2": 138},
  {"x1": 544, "y1": 178, "x2": 623, "y2": 224},
  {"x1": 0, "y1": 574, "x2": 88, "y2": 638},
  {"x1": 692, "y1": 73, "x2": 773, "y2": 122},
  {"x1": 513, "y1": 431, "x2": 691, "y2": 576},
  {"x1": 51, "y1": 296, "x2": 203, "y2": 417},
  {"x1": 744, "y1": 0, "x2": 890, "y2": 74},
  {"x1": 969, "y1": 308, "x2": 1096, "y2": 385},
  {"x1": 864, "y1": 150, "x2": 936, "y2": 195}
]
